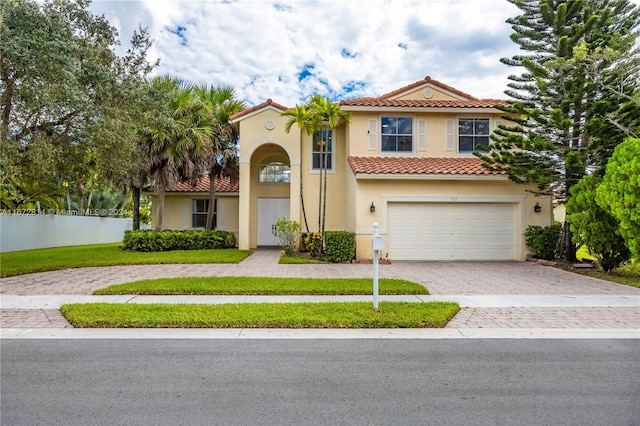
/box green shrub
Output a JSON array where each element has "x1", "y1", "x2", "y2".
[
  {"x1": 274, "y1": 219, "x2": 301, "y2": 256},
  {"x1": 567, "y1": 175, "x2": 631, "y2": 272},
  {"x1": 524, "y1": 223, "x2": 562, "y2": 260},
  {"x1": 325, "y1": 231, "x2": 356, "y2": 263},
  {"x1": 302, "y1": 232, "x2": 323, "y2": 258},
  {"x1": 123, "y1": 229, "x2": 236, "y2": 252}
]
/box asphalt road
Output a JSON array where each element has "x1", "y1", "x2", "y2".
[{"x1": 2, "y1": 339, "x2": 638, "y2": 425}]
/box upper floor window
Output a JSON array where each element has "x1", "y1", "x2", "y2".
[
  {"x1": 381, "y1": 117, "x2": 413, "y2": 152},
  {"x1": 259, "y1": 162, "x2": 290, "y2": 183},
  {"x1": 312, "y1": 129, "x2": 333, "y2": 170},
  {"x1": 192, "y1": 199, "x2": 215, "y2": 228},
  {"x1": 459, "y1": 118, "x2": 490, "y2": 153}
]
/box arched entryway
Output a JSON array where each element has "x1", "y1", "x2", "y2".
[{"x1": 248, "y1": 144, "x2": 293, "y2": 247}]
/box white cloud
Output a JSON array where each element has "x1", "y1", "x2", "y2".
[{"x1": 88, "y1": 0, "x2": 639, "y2": 107}]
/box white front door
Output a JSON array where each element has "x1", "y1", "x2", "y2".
[{"x1": 257, "y1": 198, "x2": 290, "y2": 246}]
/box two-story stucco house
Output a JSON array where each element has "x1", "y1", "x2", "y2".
[{"x1": 150, "y1": 76, "x2": 553, "y2": 260}]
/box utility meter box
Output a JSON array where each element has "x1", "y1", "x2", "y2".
[{"x1": 372, "y1": 235, "x2": 385, "y2": 251}]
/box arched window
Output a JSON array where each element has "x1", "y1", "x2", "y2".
[{"x1": 259, "y1": 162, "x2": 290, "y2": 183}]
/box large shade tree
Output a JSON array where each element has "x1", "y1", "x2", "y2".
[
  {"x1": 1, "y1": 0, "x2": 157, "y2": 213},
  {"x1": 476, "y1": 0, "x2": 640, "y2": 260}
]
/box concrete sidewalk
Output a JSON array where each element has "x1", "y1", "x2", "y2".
[{"x1": 1, "y1": 249, "x2": 639, "y2": 338}]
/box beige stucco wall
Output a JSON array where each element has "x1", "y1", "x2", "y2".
[
  {"x1": 349, "y1": 178, "x2": 551, "y2": 261},
  {"x1": 149, "y1": 193, "x2": 239, "y2": 236},
  {"x1": 236, "y1": 107, "x2": 349, "y2": 248},
  {"x1": 345, "y1": 111, "x2": 504, "y2": 158},
  {"x1": 394, "y1": 83, "x2": 464, "y2": 101}
]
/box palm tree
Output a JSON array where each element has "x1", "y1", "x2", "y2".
[
  {"x1": 306, "y1": 95, "x2": 351, "y2": 237},
  {"x1": 281, "y1": 104, "x2": 317, "y2": 233},
  {"x1": 282, "y1": 96, "x2": 351, "y2": 238},
  {"x1": 193, "y1": 84, "x2": 246, "y2": 230},
  {"x1": 143, "y1": 76, "x2": 212, "y2": 231}
]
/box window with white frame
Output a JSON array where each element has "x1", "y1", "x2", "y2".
[
  {"x1": 312, "y1": 129, "x2": 333, "y2": 170},
  {"x1": 458, "y1": 118, "x2": 490, "y2": 153},
  {"x1": 192, "y1": 199, "x2": 216, "y2": 228},
  {"x1": 381, "y1": 117, "x2": 413, "y2": 152},
  {"x1": 259, "y1": 162, "x2": 291, "y2": 183}
]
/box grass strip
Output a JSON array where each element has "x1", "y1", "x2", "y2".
[
  {"x1": 93, "y1": 277, "x2": 430, "y2": 295},
  {"x1": 1, "y1": 243, "x2": 251, "y2": 277},
  {"x1": 279, "y1": 255, "x2": 325, "y2": 264},
  {"x1": 60, "y1": 302, "x2": 460, "y2": 328}
]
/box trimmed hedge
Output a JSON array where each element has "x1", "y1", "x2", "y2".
[
  {"x1": 123, "y1": 230, "x2": 236, "y2": 252},
  {"x1": 325, "y1": 231, "x2": 356, "y2": 263}
]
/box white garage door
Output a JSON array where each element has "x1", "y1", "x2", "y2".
[{"x1": 387, "y1": 203, "x2": 517, "y2": 260}]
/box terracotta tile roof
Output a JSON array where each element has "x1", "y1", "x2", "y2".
[
  {"x1": 229, "y1": 98, "x2": 289, "y2": 121},
  {"x1": 348, "y1": 156, "x2": 505, "y2": 176},
  {"x1": 340, "y1": 98, "x2": 508, "y2": 108},
  {"x1": 340, "y1": 76, "x2": 508, "y2": 109},
  {"x1": 165, "y1": 174, "x2": 239, "y2": 193},
  {"x1": 380, "y1": 75, "x2": 478, "y2": 100}
]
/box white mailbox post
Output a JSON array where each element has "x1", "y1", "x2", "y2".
[{"x1": 371, "y1": 223, "x2": 385, "y2": 311}]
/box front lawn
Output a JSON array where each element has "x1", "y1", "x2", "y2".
[
  {"x1": 0, "y1": 243, "x2": 251, "y2": 277},
  {"x1": 60, "y1": 301, "x2": 459, "y2": 328},
  {"x1": 94, "y1": 276, "x2": 430, "y2": 295},
  {"x1": 560, "y1": 263, "x2": 640, "y2": 288}
]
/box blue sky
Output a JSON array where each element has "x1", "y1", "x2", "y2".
[{"x1": 88, "y1": 0, "x2": 639, "y2": 107}]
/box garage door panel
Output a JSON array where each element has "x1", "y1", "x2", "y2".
[
  {"x1": 388, "y1": 202, "x2": 517, "y2": 260},
  {"x1": 467, "y1": 233, "x2": 485, "y2": 243}
]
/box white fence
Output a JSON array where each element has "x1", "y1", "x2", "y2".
[{"x1": 0, "y1": 215, "x2": 132, "y2": 252}]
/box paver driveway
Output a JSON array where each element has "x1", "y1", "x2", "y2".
[{"x1": 1, "y1": 249, "x2": 639, "y2": 295}]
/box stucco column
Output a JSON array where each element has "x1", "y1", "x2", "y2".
[{"x1": 238, "y1": 159, "x2": 251, "y2": 250}]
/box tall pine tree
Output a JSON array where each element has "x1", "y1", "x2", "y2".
[{"x1": 477, "y1": 0, "x2": 640, "y2": 260}]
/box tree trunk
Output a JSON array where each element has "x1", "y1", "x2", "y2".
[
  {"x1": 300, "y1": 178, "x2": 309, "y2": 233},
  {"x1": 321, "y1": 127, "x2": 328, "y2": 237},
  {"x1": 206, "y1": 171, "x2": 216, "y2": 231},
  {"x1": 76, "y1": 181, "x2": 84, "y2": 215},
  {"x1": 156, "y1": 189, "x2": 164, "y2": 231},
  {"x1": 132, "y1": 186, "x2": 141, "y2": 230},
  {"x1": 562, "y1": 221, "x2": 577, "y2": 261},
  {"x1": 317, "y1": 136, "x2": 324, "y2": 234},
  {"x1": 66, "y1": 187, "x2": 72, "y2": 214}
]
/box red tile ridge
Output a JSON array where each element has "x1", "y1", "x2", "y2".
[
  {"x1": 380, "y1": 76, "x2": 478, "y2": 100},
  {"x1": 230, "y1": 98, "x2": 290, "y2": 121}
]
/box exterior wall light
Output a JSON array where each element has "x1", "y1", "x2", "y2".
[
  {"x1": 534, "y1": 202, "x2": 542, "y2": 213},
  {"x1": 370, "y1": 202, "x2": 375, "y2": 213}
]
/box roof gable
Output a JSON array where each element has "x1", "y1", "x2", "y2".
[
  {"x1": 230, "y1": 98, "x2": 290, "y2": 123},
  {"x1": 381, "y1": 76, "x2": 477, "y2": 101},
  {"x1": 340, "y1": 76, "x2": 507, "y2": 110}
]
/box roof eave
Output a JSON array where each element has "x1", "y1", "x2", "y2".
[
  {"x1": 340, "y1": 106, "x2": 505, "y2": 114},
  {"x1": 143, "y1": 191, "x2": 240, "y2": 196},
  {"x1": 353, "y1": 173, "x2": 508, "y2": 180}
]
